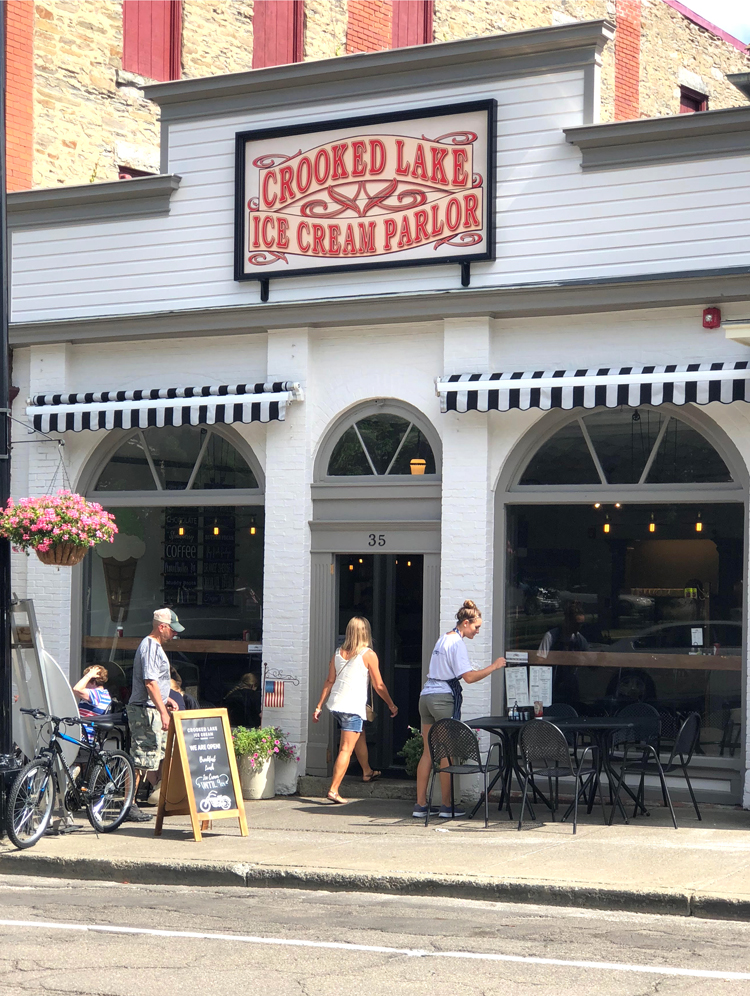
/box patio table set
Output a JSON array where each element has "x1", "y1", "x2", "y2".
[{"x1": 423, "y1": 704, "x2": 703, "y2": 833}]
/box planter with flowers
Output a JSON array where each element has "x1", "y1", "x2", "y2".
[
  {"x1": 232, "y1": 726, "x2": 280, "y2": 800},
  {"x1": 0, "y1": 490, "x2": 118, "y2": 566},
  {"x1": 272, "y1": 728, "x2": 301, "y2": 796}
]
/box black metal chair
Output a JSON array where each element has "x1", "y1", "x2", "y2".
[
  {"x1": 517, "y1": 720, "x2": 606, "y2": 834},
  {"x1": 426, "y1": 719, "x2": 502, "y2": 829},
  {"x1": 544, "y1": 703, "x2": 580, "y2": 758},
  {"x1": 606, "y1": 702, "x2": 661, "y2": 818},
  {"x1": 609, "y1": 713, "x2": 702, "y2": 829}
]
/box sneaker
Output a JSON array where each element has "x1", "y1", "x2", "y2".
[
  {"x1": 412, "y1": 804, "x2": 441, "y2": 818},
  {"x1": 439, "y1": 806, "x2": 466, "y2": 819},
  {"x1": 124, "y1": 805, "x2": 153, "y2": 823}
]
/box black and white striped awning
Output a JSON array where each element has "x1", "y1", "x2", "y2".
[
  {"x1": 437, "y1": 363, "x2": 750, "y2": 413},
  {"x1": 27, "y1": 382, "x2": 303, "y2": 433}
]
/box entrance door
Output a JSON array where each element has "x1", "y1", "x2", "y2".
[{"x1": 336, "y1": 554, "x2": 423, "y2": 773}]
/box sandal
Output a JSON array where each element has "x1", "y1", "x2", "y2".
[
  {"x1": 362, "y1": 770, "x2": 381, "y2": 782},
  {"x1": 327, "y1": 791, "x2": 347, "y2": 804}
]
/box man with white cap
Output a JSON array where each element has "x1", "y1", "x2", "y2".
[{"x1": 125, "y1": 607, "x2": 184, "y2": 822}]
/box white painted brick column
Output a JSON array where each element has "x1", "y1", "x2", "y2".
[
  {"x1": 261, "y1": 328, "x2": 311, "y2": 770},
  {"x1": 25, "y1": 345, "x2": 73, "y2": 674},
  {"x1": 440, "y1": 318, "x2": 496, "y2": 781}
]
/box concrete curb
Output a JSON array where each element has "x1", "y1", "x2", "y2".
[{"x1": 1, "y1": 851, "x2": 747, "y2": 920}]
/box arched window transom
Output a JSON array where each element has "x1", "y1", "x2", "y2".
[
  {"x1": 519, "y1": 409, "x2": 732, "y2": 487},
  {"x1": 327, "y1": 413, "x2": 436, "y2": 477}
]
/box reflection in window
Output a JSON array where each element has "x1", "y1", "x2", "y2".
[
  {"x1": 518, "y1": 410, "x2": 732, "y2": 486},
  {"x1": 327, "y1": 412, "x2": 436, "y2": 476},
  {"x1": 93, "y1": 427, "x2": 259, "y2": 492},
  {"x1": 95, "y1": 434, "x2": 158, "y2": 491},
  {"x1": 519, "y1": 421, "x2": 600, "y2": 485},
  {"x1": 505, "y1": 503, "x2": 744, "y2": 757}
]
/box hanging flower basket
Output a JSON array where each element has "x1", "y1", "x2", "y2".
[{"x1": 0, "y1": 490, "x2": 118, "y2": 567}]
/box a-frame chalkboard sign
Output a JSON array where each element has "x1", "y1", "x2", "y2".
[{"x1": 155, "y1": 708, "x2": 248, "y2": 842}]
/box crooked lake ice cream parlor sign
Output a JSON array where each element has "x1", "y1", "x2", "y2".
[{"x1": 234, "y1": 101, "x2": 496, "y2": 290}]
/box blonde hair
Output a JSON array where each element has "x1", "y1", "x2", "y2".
[
  {"x1": 341, "y1": 616, "x2": 372, "y2": 656},
  {"x1": 456, "y1": 600, "x2": 481, "y2": 625}
]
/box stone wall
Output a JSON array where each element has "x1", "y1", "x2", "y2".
[
  {"x1": 32, "y1": 0, "x2": 160, "y2": 188},
  {"x1": 304, "y1": 0, "x2": 348, "y2": 61},
  {"x1": 181, "y1": 1, "x2": 254, "y2": 79},
  {"x1": 640, "y1": 0, "x2": 750, "y2": 118}
]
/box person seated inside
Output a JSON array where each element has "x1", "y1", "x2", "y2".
[
  {"x1": 169, "y1": 667, "x2": 200, "y2": 711},
  {"x1": 224, "y1": 672, "x2": 261, "y2": 728},
  {"x1": 72, "y1": 665, "x2": 112, "y2": 746}
]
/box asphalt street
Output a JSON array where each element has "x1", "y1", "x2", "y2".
[{"x1": 0, "y1": 875, "x2": 749, "y2": 995}]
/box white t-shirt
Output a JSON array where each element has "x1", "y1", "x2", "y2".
[{"x1": 421, "y1": 631, "x2": 472, "y2": 695}]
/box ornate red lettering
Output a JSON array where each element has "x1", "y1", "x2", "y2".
[
  {"x1": 314, "y1": 149, "x2": 330, "y2": 185},
  {"x1": 277, "y1": 217, "x2": 289, "y2": 249},
  {"x1": 262, "y1": 216, "x2": 275, "y2": 248},
  {"x1": 251, "y1": 215, "x2": 261, "y2": 248},
  {"x1": 328, "y1": 224, "x2": 342, "y2": 255},
  {"x1": 430, "y1": 204, "x2": 444, "y2": 237},
  {"x1": 297, "y1": 221, "x2": 310, "y2": 253},
  {"x1": 411, "y1": 144, "x2": 429, "y2": 181},
  {"x1": 383, "y1": 218, "x2": 398, "y2": 250},
  {"x1": 430, "y1": 147, "x2": 449, "y2": 185},
  {"x1": 358, "y1": 222, "x2": 376, "y2": 254},
  {"x1": 279, "y1": 165, "x2": 294, "y2": 204},
  {"x1": 413, "y1": 209, "x2": 429, "y2": 243},
  {"x1": 351, "y1": 141, "x2": 367, "y2": 177},
  {"x1": 312, "y1": 224, "x2": 326, "y2": 254},
  {"x1": 452, "y1": 149, "x2": 468, "y2": 186},
  {"x1": 369, "y1": 139, "x2": 386, "y2": 175},
  {"x1": 463, "y1": 193, "x2": 480, "y2": 229},
  {"x1": 296, "y1": 156, "x2": 312, "y2": 194},
  {"x1": 262, "y1": 170, "x2": 277, "y2": 209},
  {"x1": 342, "y1": 224, "x2": 357, "y2": 255},
  {"x1": 331, "y1": 143, "x2": 349, "y2": 180},
  {"x1": 395, "y1": 140, "x2": 410, "y2": 176},
  {"x1": 397, "y1": 215, "x2": 413, "y2": 249},
  {"x1": 446, "y1": 197, "x2": 461, "y2": 231}
]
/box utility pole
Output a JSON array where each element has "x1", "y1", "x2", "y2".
[{"x1": 0, "y1": 5, "x2": 17, "y2": 829}]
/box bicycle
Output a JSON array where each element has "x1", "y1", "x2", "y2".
[{"x1": 6, "y1": 707, "x2": 136, "y2": 849}]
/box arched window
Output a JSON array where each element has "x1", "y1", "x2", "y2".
[
  {"x1": 517, "y1": 409, "x2": 732, "y2": 487},
  {"x1": 322, "y1": 405, "x2": 439, "y2": 479},
  {"x1": 500, "y1": 406, "x2": 745, "y2": 780},
  {"x1": 81, "y1": 424, "x2": 264, "y2": 728},
  {"x1": 92, "y1": 426, "x2": 260, "y2": 494}
]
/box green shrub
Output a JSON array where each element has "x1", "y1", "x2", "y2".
[{"x1": 397, "y1": 726, "x2": 424, "y2": 777}]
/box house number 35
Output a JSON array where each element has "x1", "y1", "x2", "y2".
[{"x1": 368, "y1": 534, "x2": 386, "y2": 547}]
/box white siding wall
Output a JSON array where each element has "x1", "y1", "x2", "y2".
[{"x1": 11, "y1": 69, "x2": 750, "y2": 323}]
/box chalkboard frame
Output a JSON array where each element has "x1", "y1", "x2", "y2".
[{"x1": 155, "y1": 708, "x2": 248, "y2": 842}]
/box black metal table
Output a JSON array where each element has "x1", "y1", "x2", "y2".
[{"x1": 465, "y1": 716, "x2": 639, "y2": 822}]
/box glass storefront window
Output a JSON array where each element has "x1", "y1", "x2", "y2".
[
  {"x1": 84, "y1": 427, "x2": 264, "y2": 728},
  {"x1": 507, "y1": 408, "x2": 744, "y2": 758},
  {"x1": 506, "y1": 503, "x2": 742, "y2": 755}
]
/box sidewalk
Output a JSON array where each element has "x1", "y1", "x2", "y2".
[{"x1": 2, "y1": 783, "x2": 750, "y2": 920}]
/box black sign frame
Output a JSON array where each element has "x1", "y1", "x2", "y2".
[{"x1": 234, "y1": 99, "x2": 497, "y2": 286}]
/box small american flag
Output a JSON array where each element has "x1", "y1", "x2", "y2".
[{"x1": 264, "y1": 680, "x2": 285, "y2": 708}]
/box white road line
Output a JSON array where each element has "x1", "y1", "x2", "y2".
[{"x1": 0, "y1": 918, "x2": 748, "y2": 981}]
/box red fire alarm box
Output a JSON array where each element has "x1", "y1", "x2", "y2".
[{"x1": 703, "y1": 307, "x2": 721, "y2": 329}]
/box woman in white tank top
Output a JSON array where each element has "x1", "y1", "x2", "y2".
[{"x1": 313, "y1": 616, "x2": 398, "y2": 804}]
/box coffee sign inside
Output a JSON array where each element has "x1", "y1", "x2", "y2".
[{"x1": 235, "y1": 101, "x2": 495, "y2": 282}]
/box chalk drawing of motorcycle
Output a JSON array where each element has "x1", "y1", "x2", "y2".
[{"x1": 199, "y1": 790, "x2": 232, "y2": 812}]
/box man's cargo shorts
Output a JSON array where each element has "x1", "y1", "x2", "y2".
[{"x1": 127, "y1": 704, "x2": 166, "y2": 771}]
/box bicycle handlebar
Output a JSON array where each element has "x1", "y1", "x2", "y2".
[{"x1": 20, "y1": 707, "x2": 80, "y2": 726}]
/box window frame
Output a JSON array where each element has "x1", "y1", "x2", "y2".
[
  {"x1": 315, "y1": 400, "x2": 442, "y2": 484},
  {"x1": 679, "y1": 85, "x2": 708, "y2": 114}
]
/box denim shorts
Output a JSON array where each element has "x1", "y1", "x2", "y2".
[{"x1": 333, "y1": 711, "x2": 364, "y2": 733}]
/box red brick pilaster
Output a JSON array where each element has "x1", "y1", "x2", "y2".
[
  {"x1": 614, "y1": 0, "x2": 641, "y2": 121},
  {"x1": 4, "y1": 0, "x2": 34, "y2": 191},
  {"x1": 346, "y1": 0, "x2": 392, "y2": 54}
]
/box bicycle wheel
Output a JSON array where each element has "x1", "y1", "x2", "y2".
[
  {"x1": 86, "y1": 750, "x2": 135, "y2": 832},
  {"x1": 6, "y1": 759, "x2": 56, "y2": 849}
]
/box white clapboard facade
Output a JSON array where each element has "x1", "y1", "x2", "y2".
[{"x1": 8, "y1": 21, "x2": 750, "y2": 806}]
